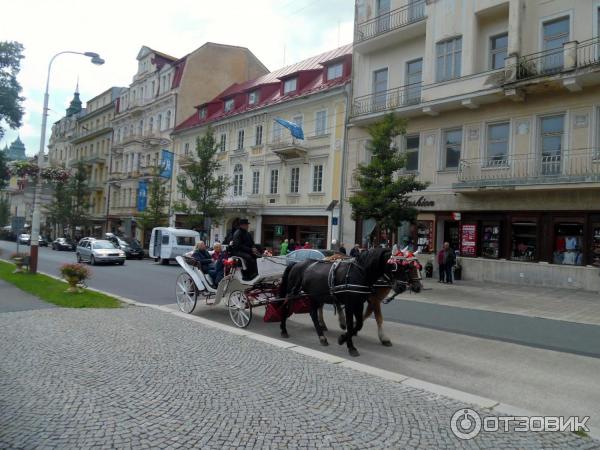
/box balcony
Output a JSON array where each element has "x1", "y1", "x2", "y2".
[
  {"x1": 455, "y1": 148, "x2": 600, "y2": 191},
  {"x1": 506, "y1": 37, "x2": 600, "y2": 92},
  {"x1": 269, "y1": 138, "x2": 309, "y2": 161},
  {"x1": 82, "y1": 154, "x2": 107, "y2": 165},
  {"x1": 355, "y1": 0, "x2": 426, "y2": 53},
  {"x1": 88, "y1": 180, "x2": 106, "y2": 192},
  {"x1": 352, "y1": 82, "x2": 422, "y2": 117},
  {"x1": 71, "y1": 126, "x2": 112, "y2": 144}
]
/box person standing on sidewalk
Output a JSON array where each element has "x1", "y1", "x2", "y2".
[
  {"x1": 437, "y1": 246, "x2": 446, "y2": 283},
  {"x1": 279, "y1": 239, "x2": 289, "y2": 256},
  {"x1": 443, "y1": 242, "x2": 456, "y2": 284}
]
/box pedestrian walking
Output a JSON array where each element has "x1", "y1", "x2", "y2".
[
  {"x1": 279, "y1": 239, "x2": 289, "y2": 256},
  {"x1": 443, "y1": 242, "x2": 456, "y2": 284},
  {"x1": 437, "y1": 246, "x2": 445, "y2": 283}
]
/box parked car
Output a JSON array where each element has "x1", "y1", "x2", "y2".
[
  {"x1": 285, "y1": 249, "x2": 340, "y2": 265},
  {"x1": 149, "y1": 227, "x2": 200, "y2": 265},
  {"x1": 17, "y1": 234, "x2": 46, "y2": 246},
  {"x1": 76, "y1": 239, "x2": 126, "y2": 265},
  {"x1": 105, "y1": 234, "x2": 144, "y2": 259},
  {"x1": 52, "y1": 237, "x2": 76, "y2": 251}
]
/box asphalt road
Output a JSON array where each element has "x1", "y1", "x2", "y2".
[{"x1": 2, "y1": 239, "x2": 600, "y2": 433}]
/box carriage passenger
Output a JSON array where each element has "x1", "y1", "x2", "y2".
[
  {"x1": 192, "y1": 241, "x2": 212, "y2": 274},
  {"x1": 208, "y1": 242, "x2": 225, "y2": 285}
]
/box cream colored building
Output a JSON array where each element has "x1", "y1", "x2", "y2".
[
  {"x1": 171, "y1": 45, "x2": 352, "y2": 251},
  {"x1": 346, "y1": 0, "x2": 600, "y2": 290},
  {"x1": 109, "y1": 43, "x2": 268, "y2": 242}
]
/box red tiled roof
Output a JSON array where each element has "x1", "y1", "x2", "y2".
[{"x1": 174, "y1": 44, "x2": 352, "y2": 133}]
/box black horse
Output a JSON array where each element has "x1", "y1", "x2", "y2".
[{"x1": 278, "y1": 247, "x2": 396, "y2": 357}]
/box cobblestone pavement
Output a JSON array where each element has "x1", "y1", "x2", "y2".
[{"x1": 0, "y1": 306, "x2": 598, "y2": 449}]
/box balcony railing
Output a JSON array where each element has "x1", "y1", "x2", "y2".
[
  {"x1": 576, "y1": 36, "x2": 600, "y2": 69},
  {"x1": 355, "y1": 0, "x2": 426, "y2": 43},
  {"x1": 456, "y1": 148, "x2": 600, "y2": 187},
  {"x1": 352, "y1": 82, "x2": 422, "y2": 117}
]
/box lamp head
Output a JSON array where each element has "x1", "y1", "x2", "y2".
[{"x1": 84, "y1": 52, "x2": 105, "y2": 65}]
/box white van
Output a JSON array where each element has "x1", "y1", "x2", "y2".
[{"x1": 149, "y1": 227, "x2": 200, "y2": 265}]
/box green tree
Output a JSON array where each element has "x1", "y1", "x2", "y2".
[
  {"x1": 0, "y1": 41, "x2": 25, "y2": 139},
  {"x1": 349, "y1": 113, "x2": 427, "y2": 243},
  {"x1": 0, "y1": 150, "x2": 9, "y2": 189},
  {"x1": 66, "y1": 162, "x2": 90, "y2": 235},
  {"x1": 0, "y1": 198, "x2": 9, "y2": 226},
  {"x1": 175, "y1": 127, "x2": 230, "y2": 232},
  {"x1": 44, "y1": 180, "x2": 71, "y2": 235},
  {"x1": 137, "y1": 165, "x2": 169, "y2": 233}
]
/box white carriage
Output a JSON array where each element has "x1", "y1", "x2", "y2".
[{"x1": 174, "y1": 254, "x2": 287, "y2": 328}]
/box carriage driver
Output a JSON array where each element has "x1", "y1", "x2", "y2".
[{"x1": 229, "y1": 218, "x2": 260, "y2": 281}]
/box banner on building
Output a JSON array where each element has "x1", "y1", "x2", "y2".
[
  {"x1": 137, "y1": 180, "x2": 148, "y2": 212},
  {"x1": 160, "y1": 149, "x2": 174, "y2": 178}
]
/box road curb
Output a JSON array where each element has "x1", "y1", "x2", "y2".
[{"x1": 4, "y1": 260, "x2": 597, "y2": 440}]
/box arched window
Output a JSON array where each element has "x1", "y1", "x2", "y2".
[
  {"x1": 158, "y1": 114, "x2": 162, "y2": 131},
  {"x1": 149, "y1": 117, "x2": 154, "y2": 132},
  {"x1": 138, "y1": 120, "x2": 143, "y2": 136},
  {"x1": 166, "y1": 110, "x2": 171, "y2": 129},
  {"x1": 233, "y1": 164, "x2": 243, "y2": 196}
]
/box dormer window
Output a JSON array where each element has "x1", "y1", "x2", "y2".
[
  {"x1": 199, "y1": 107, "x2": 207, "y2": 119},
  {"x1": 283, "y1": 78, "x2": 297, "y2": 94},
  {"x1": 248, "y1": 90, "x2": 259, "y2": 105},
  {"x1": 327, "y1": 62, "x2": 343, "y2": 80},
  {"x1": 224, "y1": 98, "x2": 234, "y2": 112}
]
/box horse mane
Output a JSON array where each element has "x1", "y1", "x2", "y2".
[{"x1": 358, "y1": 247, "x2": 392, "y2": 285}]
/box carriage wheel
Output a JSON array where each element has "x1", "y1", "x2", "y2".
[
  {"x1": 175, "y1": 272, "x2": 198, "y2": 314},
  {"x1": 227, "y1": 290, "x2": 252, "y2": 328}
]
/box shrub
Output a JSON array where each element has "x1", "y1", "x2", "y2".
[{"x1": 60, "y1": 263, "x2": 91, "y2": 282}]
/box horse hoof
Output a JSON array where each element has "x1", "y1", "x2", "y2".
[
  {"x1": 337, "y1": 334, "x2": 347, "y2": 345},
  {"x1": 321, "y1": 325, "x2": 328, "y2": 332},
  {"x1": 319, "y1": 337, "x2": 329, "y2": 346},
  {"x1": 349, "y1": 348, "x2": 360, "y2": 357},
  {"x1": 340, "y1": 324, "x2": 347, "y2": 330},
  {"x1": 281, "y1": 332, "x2": 289, "y2": 339},
  {"x1": 382, "y1": 340, "x2": 392, "y2": 347}
]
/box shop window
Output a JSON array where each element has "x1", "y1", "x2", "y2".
[
  {"x1": 590, "y1": 223, "x2": 600, "y2": 267},
  {"x1": 511, "y1": 222, "x2": 537, "y2": 261},
  {"x1": 416, "y1": 221, "x2": 433, "y2": 253},
  {"x1": 482, "y1": 222, "x2": 501, "y2": 259},
  {"x1": 553, "y1": 223, "x2": 583, "y2": 265}
]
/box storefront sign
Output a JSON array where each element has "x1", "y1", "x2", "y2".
[
  {"x1": 460, "y1": 223, "x2": 477, "y2": 257},
  {"x1": 274, "y1": 225, "x2": 284, "y2": 236},
  {"x1": 408, "y1": 196, "x2": 435, "y2": 208}
]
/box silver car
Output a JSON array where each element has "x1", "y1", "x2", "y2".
[{"x1": 76, "y1": 239, "x2": 126, "y2": 265}]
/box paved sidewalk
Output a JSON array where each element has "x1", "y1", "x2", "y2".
[
  {"x1": 0, "y1": 279, "x2": 56, "y2": 313},
  {"x1": 398, "y1": 278, "x2": 600, "y2": 325},
  {"x1": 0, "y1": 306, "x2": 597, "y2": 449}
]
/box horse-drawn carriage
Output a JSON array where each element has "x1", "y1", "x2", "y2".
[{"x1": 175, "y1": 248, "x2": 423, "y2": 356}]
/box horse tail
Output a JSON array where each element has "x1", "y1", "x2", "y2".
[{"x1": 279, "y1": 263, "x2": 295, "y2": 298}]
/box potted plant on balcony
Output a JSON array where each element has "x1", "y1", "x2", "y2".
[{"x1": 60, "y1": 263, "x2": 91, "y2": 293}]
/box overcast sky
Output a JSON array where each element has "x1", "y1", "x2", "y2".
[{"x1": 1, "y1": 0, "x2": 354, "y2": 156}]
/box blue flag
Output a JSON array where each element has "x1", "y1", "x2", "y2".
[
  {"x1": 275, "y1": 118, "x2": 304, "y2": 140},
  {"x1": 137, "y1": 181, "x2": 148, "y2": 212},
  {"x1": 160, "y1": 149, "x2": 174, "y2": 178}
]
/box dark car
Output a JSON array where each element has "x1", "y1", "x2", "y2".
[
  {"x1": 285, "y1": 249, "x2": 339, "y2": 265},
  {"x1": 52, "y1": 237, "x2": 76, "y2": 251},
  {"x1": 18, "y1": 234, "x2": 47, "y2": 246},
  {"x1": 106, "y1": 235, "x2": 144, "y2": 259}
]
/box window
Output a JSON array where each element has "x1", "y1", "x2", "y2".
[
  {"x1": 138, "y1": 120, "x2": 143, "y2": 135},
  {"x1": 327, "y1": 63, "x2": 343, "y2": 80},
  {"x1": 252, "y1": 171, "x2": 260, "y2": 194},
  {"x1": 233, "y1": 164, "x2": 243, "y2": 196},
  {"x1": 290, "y1": 167, "x2": 300, "y2": 193},
  {"x1": 255, "y1": 125, "x2": 263, "y2": 145},
  {"x1": 406, "y1": 58, "x2": 423, "y2": 103},
  {"x1": 540, "y1": 114, "x2": 564, "y2": 175},
  {"x1": 554, "y1": 223, "x2": 583, "y2": 265},
  {"x1": 176, "y1": 236, "x2": 195, "y2": 246},
  {"x1": 220, "y1": 133, "x2": 227, "y2": 152},
  {"x1": 224, "y1": 98, "x2": 234, "y2": 112},
  {"x1": 151, "y1": 80, "x2": 155, "y2": 96},
  {"x1": 436, "y1": 37, "x2": 462, "y2": 82},
  {"x1": 376, "y1": 0, "x2": 391, "y2": 33},
  {"x1": 157, "y1": 114, "x2": 162, "y2": 131},
  {"x1": 315, "y1": 111, "x2": 327, "y2": 136},
  {"x1": 373, "y1": 68, "x2": 388, "y2": 110},
  {"x1": 404, "y1": 135, "x2": 419, "y2": 172},
  {"x1": 542, "y1": 16, "x2": 569, "y2": 72},
  {"x1": 443, "y1": 128, "x2": 462, "y2": 169},
  {"x1": 293, "y1": 115, "x2": 303, "y2": 130},
  {"x1": 270, "y1": 169, "x2": 279, "y2": 194},
  {"x1": 312, "y1": 164, "x2": 324, "y2": 192},
  {"x1": 237, "y1": 129, "x2": 245, "y2": 150},
  {"x1": 199, "y1": 108, "x2": 207, "y2": 119},
  {"x1": 272, "y1": 121, "x2": 283, "y2": 143},
  {"x1": 184, "y1": 142, "x2": 190, "y2": 156},
  {"x1": 165, "y1": 111, "x2": 171, "y2": 129},
  {"x1": 490, "y1": 33, "x2": 508, "y2": 70},
  {"x1": 511, "y1": 222, "x2": 537, "y2": 261},
  {"x1": 486, "y1": 122, "x2": 509, "y2": 164},
  {"x1": 248, "y1": 90, "x2": 259, "y2": 105},
  {"x1": 283, "y1": 78, "x2": 297, "y2": 94},
  {"x1": 149, "y1": 117, "x2": 154, "y2": 132}
]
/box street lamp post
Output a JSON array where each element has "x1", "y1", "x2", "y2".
[{"x1": 29, "y1": 51, "x2": 105, "y2": 274}]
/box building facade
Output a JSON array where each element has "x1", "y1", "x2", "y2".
[
  {"x1": 172, "y1": 45, "x2": 352, "y2": 252},
  {"x1": 109, "y1": 43, "x2": 268, "y2": 242},
  {"x1": 346, "y1": 0, "x2": 600, "y2": 290}
]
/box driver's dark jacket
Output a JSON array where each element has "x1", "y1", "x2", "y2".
[{"x1": 230, "y1": 228, "x2": 255, "y2": 255}]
